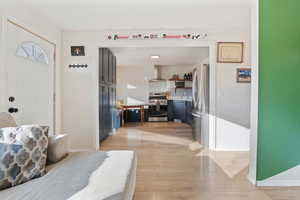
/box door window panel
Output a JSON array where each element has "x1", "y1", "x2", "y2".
[{"x1": 16, "y1": 42, "x2": 49, "y2": 65}]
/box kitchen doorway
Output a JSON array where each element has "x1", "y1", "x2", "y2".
[{"x1": 97, "y1": 44, "x2": 216, "y2": 150}]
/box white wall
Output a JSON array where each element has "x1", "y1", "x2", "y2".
[
  {"x1": 215, "y1": 64, "x2": 251, "y2": 151},
  {"x1": 61, "y1": 27, "x2": 251, "y2": 151},
  {"x1": 215, "y1": 32, "x2": 251, "y2": 151},
  {"x1": 61, "y1": 32, "x2": 99, "y2": 151},
  {"x1": 159, "y1": 65, "x2": 197, "y2": 80},
  {"x1": 117, "y1": 64, "x2": 153, "y2": 105},
  {"x1": 0, "y1": 1, "x2": 62, "y2": 132}
]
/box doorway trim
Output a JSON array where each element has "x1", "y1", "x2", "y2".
[
  {"x1": 248, "y1": 0, "x2": 259, "y2": 185},
  {"x1": 0, "y1": 16, "x2": 57, "y2": 133},
  {"x1": 96, "y1": 41, "x2": 217, "y2": 150}
]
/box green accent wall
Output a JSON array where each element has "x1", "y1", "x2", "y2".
[{"x1": 258, "y1": 0, "x2": 300, "y2": 180}]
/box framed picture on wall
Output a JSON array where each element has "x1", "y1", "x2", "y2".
[
  {"x1": 237, "y1": 68, "x2": 251, "y2": 83},
  {"x1": 71, "y1": 46, "x2": 85, "y2": 56},
  {"x1": 217, "y1": 42, "x2": 244, "y2": 63}
]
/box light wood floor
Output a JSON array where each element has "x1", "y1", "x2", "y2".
[{"x1": 101, "y1": 122, "x2": 300, "y2": 200}]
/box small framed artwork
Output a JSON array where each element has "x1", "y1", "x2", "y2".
[
  {"x1": 71, "y1": 46, "x2": 85, "y2": 56},
  {"x1": 237, "y1": 68, "x2": 251, "y2": 83},
  {"x1": 217, "y1": 42, "x2": 244, "y2": 63}
]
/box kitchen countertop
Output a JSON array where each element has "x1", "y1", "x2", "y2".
[{"x1": 168, "y1": 97, "x2": 192, "y2": 102}]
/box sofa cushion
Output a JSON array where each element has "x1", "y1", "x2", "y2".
[
  {"x1": 0, "y1": 125, "x2": 49, "y2": 190},
  {"x1": 47, "y1": 134, "x2": 69, "y2": 164},
  {"x1": 0, "y1": 113, "x2": 17, "y2": 128}
]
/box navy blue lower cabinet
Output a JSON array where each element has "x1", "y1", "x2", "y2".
[
  {"x1": 112, "y1": 109, "x2": 121, "y2": 129},
  {"x1": 125, "y1": 109, "x2": 149, "y2": 122},
  {"x1": 126, "y1": 110, "x2": 140, "y2": 122},
  {"x1": 99, "y1": 85, "x2": 111, "y2": 142},
  {"x1": 172, "y1": 100, "x2": 186, "y2": 123},
  {"x1": 144, "y1": 109, "x2": 149, "y2": 122},
  {"x1": 167, "y1": 100, "x2": 192, "y2": 125}
]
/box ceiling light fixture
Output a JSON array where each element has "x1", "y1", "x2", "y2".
[{"x1": 151, "y1": 55, "x2": 160, "y2": 59}]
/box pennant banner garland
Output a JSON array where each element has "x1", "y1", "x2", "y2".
[{"x1": 106, "y1": 33, "x2": 208, "y2": 41}]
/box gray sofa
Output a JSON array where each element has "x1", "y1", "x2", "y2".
[{"x1": 0, "y1": 113, "x2": 136, "y2": 200}]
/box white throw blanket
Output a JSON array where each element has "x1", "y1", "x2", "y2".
[{"x1": 69, "y1": 151, "x2": 134, "y2": 200}]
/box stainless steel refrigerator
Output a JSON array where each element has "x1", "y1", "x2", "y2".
[{"x1": 192, "y1": 64, "x2": 209, "y2": 147}]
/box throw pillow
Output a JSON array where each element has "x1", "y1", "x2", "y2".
[{"x1": 0, "y1": 125, "x2": 49, "y2": 190}]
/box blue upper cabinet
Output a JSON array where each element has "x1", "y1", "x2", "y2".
[{"x1": 99, "y1": 48, "x2": 117, "y2": 143}]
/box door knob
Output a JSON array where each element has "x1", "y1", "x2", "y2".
[
  {"x1": 8, "y1": 97, "x2": 15, "y2": 102},
  {"x1": 8, "y1": 107, "x2": 18, "y2": 113}
]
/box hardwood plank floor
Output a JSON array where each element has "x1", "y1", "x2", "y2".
[{"x1": 100, "y1": 122, "x2": 300, "y2": 200}]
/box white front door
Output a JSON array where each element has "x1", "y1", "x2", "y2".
[{"x1": 4, "y1": 21, "x2": 55, "y2": 133}]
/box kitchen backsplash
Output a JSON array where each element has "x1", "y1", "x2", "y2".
[
  {"x1": 149, "y1": 81, "x2": 192, "y2": 98},
  {"x1": 149, "y1": 81, "x2": 168, "y2": 93},
  {"x1": 171, "y1": 88, "x2": 192, "y2": 97}
]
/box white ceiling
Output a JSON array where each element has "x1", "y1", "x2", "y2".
[
  {"x1": 11, "y1": 0, "x2": 251, "y2": 31},
  {"x1": 110, "y1": 47, "x2": 209, "y2": 66}
]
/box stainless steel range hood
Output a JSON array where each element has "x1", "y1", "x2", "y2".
[{"x1": 149, "y1": 65, "x2": 166, "y2": 82}]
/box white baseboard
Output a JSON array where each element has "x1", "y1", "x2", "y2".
[
  {"x1": 257, "y1": 180, "x2": 300, "y2": 187},
  {"x1": 215, "y1": 148, "x2": 250, "y2": 152},
  {"x1": 256, "y1": 164, "x2": 300, "y2": 187},
  {"x1": 247, "y1": 175, "x2": 256, "y2": 185},
  {"x1": 247, "y1": 174, "x2": 300, "y2": 187},
  {"x1": 109, "y1": 130, "x2": 116, "y2": 136}
]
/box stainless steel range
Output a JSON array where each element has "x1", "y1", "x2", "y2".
[{"x1": 148, "y1": 93, "x2": 168, "y2": 122}]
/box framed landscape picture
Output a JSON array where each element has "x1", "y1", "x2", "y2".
[
  {"x1": 237, "y1": 68, "x2": 251, "y2": 83},
  {"x1": 217, "y1": 42, "x2": 244, "y2": 63}
]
